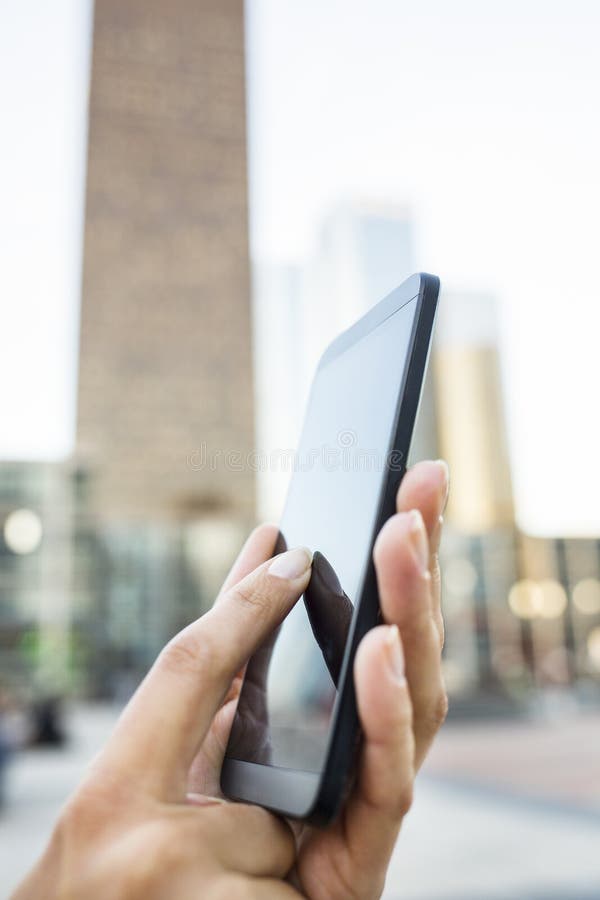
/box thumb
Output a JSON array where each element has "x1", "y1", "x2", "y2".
[{"x1": 100, "y1": 546, "x2": 312, "y2": 798}]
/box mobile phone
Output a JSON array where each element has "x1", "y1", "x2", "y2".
[{"x1": 221, "y1": 272, "x2": 440, "y2": 825}]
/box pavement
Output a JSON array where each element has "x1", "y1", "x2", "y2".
[{"x1": 1, "y1": 704, "x2": 599, "y2": 899}]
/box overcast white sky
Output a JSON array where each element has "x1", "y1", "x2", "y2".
[
  {"x1": 0, "y1": 0, "x2": 599, "y2": 535},
  {"x1": 246, "y1": 0, "x2": 600, "y2": 535},
  {"x1": 0, "y1": 0, "x2": 93, "y2": 462}
]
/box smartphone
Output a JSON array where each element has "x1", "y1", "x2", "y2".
[{"x1": 221, "y1": 272, "x2": 440, "y2": 825}]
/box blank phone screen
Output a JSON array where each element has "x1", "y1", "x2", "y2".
[{"x1": 226, "y1": 295, "x2": 419, "y2": 774}]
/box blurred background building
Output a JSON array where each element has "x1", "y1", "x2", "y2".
[
  {"x1": 253, "y1": 200, "x2": 600, "y2": 713},
  {"x1": 0, "y1": 463, "x2": 75, "y2": 695},
  {"x1": 74, "y1": 0, "x2": 254, "y2": 693},
  {"x1": 1, "y1": 0, "x2": 254, "y2": 697},
  {"x1": 78, "y1": 0, "x2": 254, "y2": 522}
]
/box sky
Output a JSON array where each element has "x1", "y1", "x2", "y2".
[
  {"x1": 0, "y1": 0, "x2": 599, "y2": 535},
  {"x1": 245, "y1": 0, "x2": 600, "y2": 535},
  {"x1": 0, "y1": 0, "x2": 93, "y2": 460}
]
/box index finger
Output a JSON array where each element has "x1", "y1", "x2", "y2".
[{"x1": 99, "y1": 546, "x2": 312, "y2": 799}]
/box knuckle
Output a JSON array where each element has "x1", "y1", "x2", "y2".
[
  {"x1": 415, "y1": 686, "x2": 448, "y2": 747},
  {"x1": 50, "y1": 775, "x2": 127, "y2": 870},
  {"x1": 154, "y1": 822, "x2": 194, "y2": 870},
  {"x1": 160, "y1": 634, "x2": 201, "y2": 675},
  {"x1": 228, "y1": 576, "x2": 273, "y2": 621},
  {"x1": 390, "y1": 694, "x2": 413, "y2": 733},
  {"x1": 434, "y1": 689, "x2": 449, "y2": 727},
  {"x1": 425, "y1": 689, "x2": 449, "y2": 736},
  {"x1": 120, "y1": 822, "x2": 187, "y2": 895},
  {"x1": 399, "y1": 609, "x2": 436, "y2": 645},
  {"x1": 375, "y1": 777, "x2": 414, "y2": 823},
  {"x1": 159, "y1": 626, "x2": 227, "y2": 682},
  {"x1": 396, "y1": 781, "x2": 414, "y2": 818},
  {"x1": 58, "y1": 777, "x2": 116, "y2": 838}
]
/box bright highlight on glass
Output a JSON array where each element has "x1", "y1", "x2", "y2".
[{"x1": 3, "y1": 508, "x2": 43, "y2": 555}]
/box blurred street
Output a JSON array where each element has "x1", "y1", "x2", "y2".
[{"x1": 1, "y1": 705, "x2": 599, "y2": 899}]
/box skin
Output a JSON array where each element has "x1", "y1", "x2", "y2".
[{"x1": 14, "y1": 459, "x2": 448, "y2": 900}]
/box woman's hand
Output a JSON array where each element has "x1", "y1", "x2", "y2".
[
  {"x1": 14, "y1": 459, "x2": 448, "y2": 900},
  {"x1": 15, "y1": 547, "x2": 313, "y2": 899}
]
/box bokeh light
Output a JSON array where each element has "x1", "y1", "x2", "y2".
[
  {"x1": 508, "y1": 579, "x2": 541, "y2": 620},
  {"x1": 508, "y1": 578, "x2": 568, "y2": 620},
  {"x1": 586, "y1": 626, "x2": 600, "y2": 670},
  {"x1": 573, "y1": 578, "x2": 600, "y2": 615},
  {"x1": 3, "y1": 508, "x2": 43, "y2": 555},
  {"x1": 536, "y1": 579, "x2": 568, "y2": 619}
]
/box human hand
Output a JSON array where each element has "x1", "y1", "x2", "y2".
[
  {"x1": 14, "y1": 458, "x2": 448, "y2": 900},
  {"x1": 14, "y1": 544, "x2": 313, "y2": 899}
]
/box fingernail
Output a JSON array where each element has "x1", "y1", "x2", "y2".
[
  {"x1": 408, "y1": 509, "x2": 429, "y2": 575},
  {"x1": 435, "y1": 459, "x2": 450, "y2": 509},
  {"x1": 269, "y1": 547, "x2": 312, "y2": 580},
  {"x1": 384, "y1": 625, "x2": 405, "y2": 682}
]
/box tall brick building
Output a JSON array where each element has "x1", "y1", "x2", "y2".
[{"x1": 77, "y1": 0, "x2": 254, "y2": 523}]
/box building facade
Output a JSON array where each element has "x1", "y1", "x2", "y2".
[{"x1": 77, "y1": 0, "x2": 254, "y2": 522}]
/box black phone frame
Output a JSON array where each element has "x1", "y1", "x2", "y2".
[{"x1": 221, "y1": 272, "x2": 440, "y2": 825}]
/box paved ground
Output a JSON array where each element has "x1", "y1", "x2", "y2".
[
  {"x1": 1, "y1": 705, "x2": 599, "y2": 899},
  {"x1": 425, "y1": 707, "x2": 600, "y2": 812}
]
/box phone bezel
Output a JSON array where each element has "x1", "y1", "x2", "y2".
[{"x1": 221, "y1": 272, "x2": 440, "y2": 825}]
